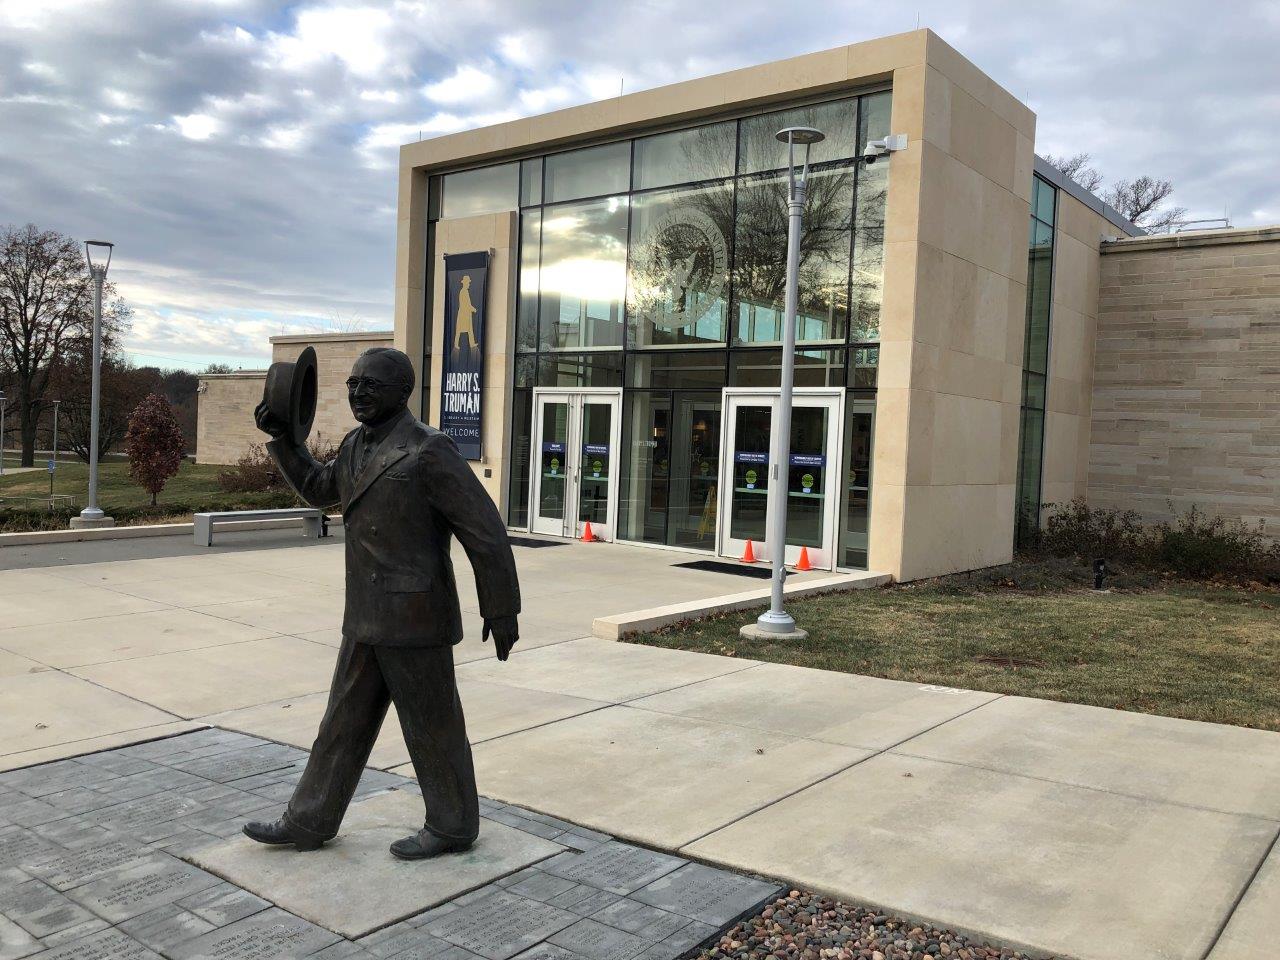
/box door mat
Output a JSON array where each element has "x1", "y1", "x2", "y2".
[
  {"x1": 673, "y1": 559, "x2": 775, "y2": 579},
  {"x1": 508, "y1": 536, "x2": 569, "y2": 548}
]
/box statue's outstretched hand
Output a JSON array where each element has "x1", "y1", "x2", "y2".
[
  {"x1": 254, "y1": 400, "x2": 290, "y2": 439},
  {"x1": 482, "y1": 615, "x2": 519, "y2": 661}
]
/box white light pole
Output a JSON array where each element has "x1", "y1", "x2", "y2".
[
  {"x1": 0, "y1": 389, "x2": 6, "y2": 477},
  {"x1": 743, "y1": 126, "x2": 824, "y2": 642},
  {"x1": 71, "y1": 240, "x2": 115, "y2": 529},
  {"x1": 50, "y1": 399, "x2": 61, "y2": 502}
]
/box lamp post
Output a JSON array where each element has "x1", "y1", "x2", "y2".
[
  {"x1": 743, "y1": 126, "x2": 824, "y2": 642},
  {"x1": 0, "y1": 389, "x2": 6, "y2": 477},
  {"x1": 50, "y1": 399, "x2": 61, "y2": 502},
  {"x1": 71, "y1": 240, "x2": 115, "y2": 529}
]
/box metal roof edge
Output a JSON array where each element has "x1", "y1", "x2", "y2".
[{"x1": 1033, "y1": 155, "x2": 1144, "y2": 238}]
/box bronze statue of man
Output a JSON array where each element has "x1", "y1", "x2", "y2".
[{"x1": 244, "y1": 346, "x2": 520, "y2": 859}]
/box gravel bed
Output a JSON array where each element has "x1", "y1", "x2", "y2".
[{"x1": 699, "y1": 890, "x2": 1051, "y2": 960}]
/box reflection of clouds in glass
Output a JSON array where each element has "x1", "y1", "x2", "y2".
[
  {"x1": 738, "y1": 100, "x2": 858, "y2": 175},
  {"x1": 539, "y1": 258, "x2": 627, "y2": 300},
  {"x1": 542, "y1": 215, "x2": 581, "y2": 233},
  {"x1": 514, "y1": 94, "x2": 891, "y2": 356},
  {"x1": 537, "y1": 195, "x2": 629, "y2": 350}
]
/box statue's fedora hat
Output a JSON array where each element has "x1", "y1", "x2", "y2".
[{"x1": 262, "y1": 346, "x2": 318, "y2": 446}]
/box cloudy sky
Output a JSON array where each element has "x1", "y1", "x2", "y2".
[{"x1": 2, "y1": 1, "x2": 1277, "y2": 371}]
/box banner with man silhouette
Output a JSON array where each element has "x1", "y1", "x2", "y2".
[{"x1": 440, "y1": 251, "x2": 490, "y2": 460}]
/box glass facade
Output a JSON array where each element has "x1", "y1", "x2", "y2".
[
  {"x1": 431, "y1": 90, "x2": 889, "y2": 568},
  {"x1": 1016, "y1": 174, "x2": 1056, "y2": 545}
]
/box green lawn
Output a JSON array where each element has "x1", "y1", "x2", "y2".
[
  {"x1": 629, "y1": 561, "x2": 1280, "y2": 731},
  {"x1": 0, "y1": 460, "x2": 298, "y2": 530}
]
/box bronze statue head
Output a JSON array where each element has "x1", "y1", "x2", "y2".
[{"x1": 346, "y1": 347, "x2": 415, "y2": 426}]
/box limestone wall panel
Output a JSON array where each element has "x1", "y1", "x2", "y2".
[{"x1": 1088, "y1": 231, "x2": 1280, "y2": 536}]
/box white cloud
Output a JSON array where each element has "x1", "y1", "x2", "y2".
[
  {"x1": 1, "y1": 0, "x2": 1277, "y2": 371},
  {"x1": 496, "y1": 31, "x2": 543, "y2": 69},
  {"x1": 268, "y1": 4, "x2": 399, "y2": 79},
  {"x1": 22, "y1": 61, "x2": 58, "y2": 80},
  {"x1": 422, "y1": 64, "x2": 499, "y2": 104},
  {"x1": 1, "y1": 0, "x2": 91, "y2": 31},
  {"x1": 519, "y1": 84, "x2": 574, "y2": 112},
  {"x1": 260, "y1": 123, "x2": 308, "y2": 150},
  {"x1": 103, "y1": 87, "x2": 142, "y2": 110},
  {"x1": 173, "y1": 112, "x2": 222, "y2": 140},
  {"x1": 359, "y1": 88, "x2": 402, "y2": 103}
]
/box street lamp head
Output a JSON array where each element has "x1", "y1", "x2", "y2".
[
  {"x1": 776, "y1": 126, "x2": 825, "y2": 190},
  {"x1": 775, "y1": 126, "x2": 825, "y2": 146},
  {"x1": 84, "y1": 240, "x2": 114, "y2": 278}
]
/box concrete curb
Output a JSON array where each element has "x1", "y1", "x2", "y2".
[
  {"x1": 592, "y1": 571, "x2": 891, "y2": 639},
  {"x1": 0, "y1": 515, "x2": 343, "y2": 547}
]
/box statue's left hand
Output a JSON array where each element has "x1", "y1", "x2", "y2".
[{"x1": 482, "y1": 615, "x2": 519, "y2": 661}]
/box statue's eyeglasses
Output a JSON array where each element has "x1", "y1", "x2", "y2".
[{"x1": 346, "y1": 377, "x2": 392, "y2": 392}]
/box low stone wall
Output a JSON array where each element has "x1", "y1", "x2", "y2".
[
  {"x1": 196, "y1": 331, "x2": 393, "y2": 464},
  {"x1": 1089, "y1": 227, "x2": 1280, "y2": 537}
]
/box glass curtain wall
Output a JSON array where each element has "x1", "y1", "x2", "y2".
[
  {"x1": 1016, "y1": 175, "x2": 1056, "y2": 545},
  {"x1": 428, "y1": 90, "x2": 890, "y2": 566}
]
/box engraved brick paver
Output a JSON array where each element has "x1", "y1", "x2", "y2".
[
  {"x1": 66, "y1": 857, "x2": 222, "y2": 923},
  {"x1": 0, "y1": 877, "x2": 98, "y2": 938},
  {"x1": 22, "y1": 838, "x2": 157, "y2": 890},
  {"x1": 36, "y1": 926, "x2": 163, "y2": 960},
  {"x1": 167, "y1": 907, "x2": 342, "y2": 959},
  {"x1": 424, "y1": 890, "x2": 579, "y2": 960},
  {"x1": 540, "y1": 843, "x2": 685, "y2": 896},
  {"x1": 630, "y1": 862, "x2": 781, "y2": 927},
  {"x1": 549, "y1": 918, "x2": 651, "y2": 960}
]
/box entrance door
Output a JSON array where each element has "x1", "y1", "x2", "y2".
[
  {"x1": 529, "y1": 389, "x2": 622, "y2": 541},
  {"x1": 718, "y1": 389, "x2": 843, "y2": 569}
]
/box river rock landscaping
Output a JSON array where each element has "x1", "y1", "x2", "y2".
[{"x1": 703, "y1": 891, "x2": 1047, "y2": 960}]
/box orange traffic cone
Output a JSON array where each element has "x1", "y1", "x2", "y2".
[
  {"x1": 581, "y1": 521, "x2": 595, "y2": 543},
  {"x1": 740, "y1": 539, "x2": 757, "y2": 563},
  {"x1": 794, "y1": 546, "x2": 812, "y2": 571}
]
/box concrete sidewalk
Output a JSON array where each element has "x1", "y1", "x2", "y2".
[{"x1": 1, "y1": 538, "x2": 1277, "y2": 960}]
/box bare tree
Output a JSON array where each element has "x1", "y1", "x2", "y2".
[
  {"x1": 1042, "y1": 155, "x2": 1187, "y2": 231},
  {"x1": 1104, "y1": 176, "x2": 1188, "y2": 231},
  {"x1": 0, "y1": 224, "x2": 129, "y2": 465},
  {"x1": 49, "y1": 344, "x2": 157, "y2": 462},
  {"x1": 1043, "y1": 153, "x2": 1104, "y2": 192}
]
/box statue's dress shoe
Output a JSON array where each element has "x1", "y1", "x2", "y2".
[
  {"x1": 389, "y1": 829, "x2": 474, "y2": 860},
  {"x1": 242, "y1": 818, "x2": 329, "y2": 852}
]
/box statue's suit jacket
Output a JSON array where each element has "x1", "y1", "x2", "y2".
[{"x1": 267, "y1": 410, "x2": 520, "y2": 647}]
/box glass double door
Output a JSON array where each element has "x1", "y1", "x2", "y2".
[
  {"x1": 718, "y1": 389, "x2": 843, "y2": 569},
  {"x1": 530, "y1": 389, "x2": 622, "y2": 541},
  {"x1": 618, "y1": 393, "x2": 722, "y2": 550}
]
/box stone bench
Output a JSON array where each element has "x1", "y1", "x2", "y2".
[{"x1": 193, "y1": 507, "x2": 329, "y2": 546}]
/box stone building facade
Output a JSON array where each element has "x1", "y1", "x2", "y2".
[
  {"x1": 196, "y1": 331, "x2": 392, "y2": 464},
  {"x1": 192, "y1": 31, "x2": 1279, "y2": 575},
  {"x1": 1088, "y1": 228, "x2": 1280, "y2": 537}
]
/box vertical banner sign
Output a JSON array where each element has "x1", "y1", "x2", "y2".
[{"x1": 440, "y1": 251, "x2": 490, "y2": 460}]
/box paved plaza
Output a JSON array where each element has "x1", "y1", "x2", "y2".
[
  {"x1": 1, "y1": 536, "x2": 1279, "y2": 960},
  {"x1": 0, "y1": 727, "x2": 779, "y2": 960}
]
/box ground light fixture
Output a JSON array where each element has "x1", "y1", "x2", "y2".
[
  {"x1": 743, "y1": 126, "x2": 825, "y2": 642},
  {"x1": 75, "y1": 239, "x2": 115, "y2": 528}
]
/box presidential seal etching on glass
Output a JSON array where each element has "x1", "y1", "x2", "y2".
[{"x1": 630, "y1": 206, "x2": 728, "y2": 332}]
